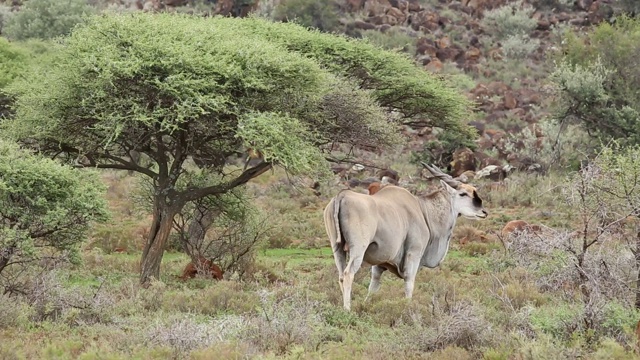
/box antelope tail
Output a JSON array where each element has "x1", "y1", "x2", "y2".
[{"x1": 333, "y1": 191, "x2": 346, "y2": 244}]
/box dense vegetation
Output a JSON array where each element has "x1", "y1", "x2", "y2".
[{"x1": 0, "y1": 0, "x2": 640, "y2": 358}]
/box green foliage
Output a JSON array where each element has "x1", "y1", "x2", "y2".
[
  {"x1": 600, "y1": 301, "x2": 640, "y2": 338},
  {"x1": 0, "y1": 4, "x2": 12, "y2": 35},
  {"x1": 530, "y1": 303, "x2": 582, "y2": 339},
  {"x1": 5, "y1": 12, "x2": 470, "y2": 283},
  {"x1": 591, "y1": 143, "x2": 640, "y2": 216},
  {"x1": 552, "y1": 16, "x2": 640, "y2": 146},
  {"x1": 237, "y1": 112, "x2": 327, "y2": 176},
  {"x1": 0, "y1": 37, "x2": 57, "y2": 118},
  {"x1": 362, "y1": 28, "x2": 417, "y2": 56},
  {"x1": 0, "y1": 37, "x2": 27, "y2": 90},
  {"x1": 4, "y1": 13, "x2": 423, "y2": 173},
  {"x1": 617, "y1": 0, "x2": 640, "y2": 15},
  {"x1": 3, "y1": 0, "x2": 95, "y2": 41},
  {"x1": 273, "y1": 0, "x2": 342, "y2": 33},
  {"x1": 0, "y1": 140, "x2": 109, "y2": 275},
  {"x1": 480, "y1": 0, "x2": 537, "y2": 40},
  {"x1": 501, "y1": 33, "x2": 539, "y2": 59}
]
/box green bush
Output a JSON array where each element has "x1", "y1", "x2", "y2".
[
  {"x1": 362, "y1": 28, "x2": 417, "y2": 56},
  {"x1": 0, "y1": 37, "x2": 27, "y2": 90},
  {"x1": 501, "y1": 33, "x2": 539, "y2": 59},
  {"x1": 617, "y1": 0, "x2": 640, "y2": 15},
  {"x1": 0, "y1": 4, "x2": 12, "y2": 35},
  {"x1": 530, "y1": 303, "x2": 582, "y2": 340},
  {"x1": 0, "y1": 139, "x2": 109, "y2": 279},
  {"x1": 273, "y1": 0, "x2": 342, "y2": 33},
  {"x1": 552, "y1": 16, "x2": 640, "y2": 146},
  {"x1": 481, "y1": 0, "x2": 537, "y2": 40},
  {"x1": 3, "y1": 0, "x2": 95, "y2": 41}
]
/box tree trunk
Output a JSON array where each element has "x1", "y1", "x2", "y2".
[{"x1": 140, "y1": 205, "x2": 176, "y2": 286}]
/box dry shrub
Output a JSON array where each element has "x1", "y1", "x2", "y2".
[
  {"x1": 414, "y1": 300, "x2": 491, "y2": 352},
  {"x1": 242, "y1": 288, "x2": 333, "y2": 355},
  {"x1": 506, "y1": 229, "x2": 636, "y2": 304},
  {"x1": 491, "y1": 275, "x2": 547, "y2": 311},
  {"x1": 190, "y1": 342, "x2": 254, "y2": 360},
  {"x1": 0, "y1": 271, "x2": 120, "y2": 327},
  {"x1": 362, "y1": 297, "x2": 430, "y2": 328},
  {"x1": 430, "y1": 346, "x2": 475, "y2": 360},
  {"x1": 0, "y1": 293, "x2": 32, "y2": 329},
  {"x1": 145, "y1": 314, "x2": 246, "y2": 355},
  {"x1": 163, "y1": 281, "x2": 259, "y2": 315},
  {"x1": 88, "y1": 220, "x2": 145, "y2": 254},
  {"x1": 81, "y1": 248, "x2": 140, "y2": 276},
  {"x1": 503, "y1": 230, "x2": 576, "y2": 295}
]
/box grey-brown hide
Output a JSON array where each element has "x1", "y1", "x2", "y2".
[{"x1": 324, "y1": 164, "x2": 487, "y2": 311}]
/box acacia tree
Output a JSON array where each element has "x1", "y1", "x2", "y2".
[
  {"x1": 5, "y1": 13, "x2": 472, "y2": 285},
  {"x1": 0, "y1": 139, "x2": 108, "y2": 292}
]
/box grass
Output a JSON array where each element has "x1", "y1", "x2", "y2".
[{"x1": 7, "y1": 156, "x2": 640, "y2": 359}]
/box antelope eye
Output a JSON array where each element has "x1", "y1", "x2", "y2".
[{"x1": 459, "y1": 193, "x2": 468, "y2": 197}]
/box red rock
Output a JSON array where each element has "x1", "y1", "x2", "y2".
[
  {"x1": 503, "y1": 92, "x2": 517, "y2": 109},
  {"x1": 436, "y1": 36, "x2": 451, "y2": 49},
  {"x1": 465, "y1": 47, "x2": 482, "y2": 61}
]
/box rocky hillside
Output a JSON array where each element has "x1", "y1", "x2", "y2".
[{"x1": 2, "y1": 0, "x2": 623, "y2": 178}]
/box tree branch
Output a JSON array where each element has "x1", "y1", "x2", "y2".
[{"x1": 175, "y1": 161, "x2": 272, "y2": 206}]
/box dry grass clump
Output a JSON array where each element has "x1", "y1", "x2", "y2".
[
  {"x1": 162, "y1": 281, "x2": 260, "y2": 316},
  {"x1": 241, "y1": 288, "x2": 334, "y2": 355},
  {"x1": 145, "y1": 314, "x2": 246, "y2": 355},
  {"x1": 413, "y1": 300, "x2": 492, "y2": 352}
]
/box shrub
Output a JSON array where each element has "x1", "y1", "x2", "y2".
[
  {"x1": 145, "y1": 314, "x2": 242, "y2": 355},
  {"x1": 552, "y1": 16, "x2": 640, "y2": 146},
  {"x1": 0, "y1": 293, "x2": 32, "y2": 329},
  {"x1": 0, "y1": 4, "x2": 12, "y2": 35},
  {"x1": 242, "y1": 288, "x2": 333, "y2": 354},
  {"x1": 0, "y1": 38, "x2": 31, "y2": 90},
  {"x1": 481, "y1": 0, "x2": 537, "y2": 40},
  {"x1": 617, "y1": 0, "x2": 640, "y2": 15},
  {"x1": 3, "y1": 0, "x2": 95, "y2": 41},
  {"x1": 414, "y1": 301, "x2": 491, "y2": 351},
  {"x1": 162, "y1": 281, "x2": 259, "y2": 315},
  {"x1": 272, "y1": 0, "x2": 342, "y2": 33},
  {"x1": 0, "y1": 140, "x2": 108, "y2": 291},
  {"x1": 501, "y1": 33, "x2": 540, "y2": 59},
  {"x1": 362, "y1": 28, "x2": 417, "y2": 56}
]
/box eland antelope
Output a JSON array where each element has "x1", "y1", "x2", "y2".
[{"x1": 324, "y1": 163, "x2": 488, "y2": 310}]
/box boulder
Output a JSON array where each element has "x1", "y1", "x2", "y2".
[{"x1": 450, "y1": 147, "x2": 477, "y2": 177}]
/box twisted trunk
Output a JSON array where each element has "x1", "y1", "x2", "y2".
[{"x1": 140, "y1": 202, "x2": 177, "y2": 286}]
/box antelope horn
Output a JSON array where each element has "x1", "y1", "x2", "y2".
[{"x1": 421, "y1": 162, "x2": 461, "y2": 188}]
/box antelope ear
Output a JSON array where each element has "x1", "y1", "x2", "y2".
[{"x1": 440, "y1": 180, "x2": 456, "y2": 195}]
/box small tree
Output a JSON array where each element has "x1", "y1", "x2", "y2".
[
  {"x1": 591, "y1": 144, "x2": 640, "y2": 309},
  {"x1": 0, "y1": 140, "x2": 108, "y2": 292},
  {"x1": 551, "y1": 16, "x2": 640, "y2": 147},
  {"x1": 6, "y1": 13, "x2": 472, "y2": 285}
]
